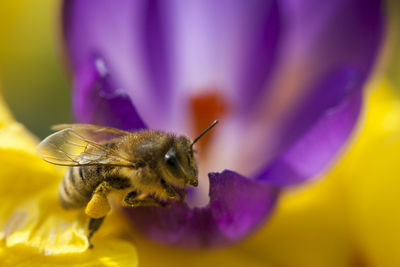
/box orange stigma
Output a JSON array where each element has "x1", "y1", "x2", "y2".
[{"x1": 190, "y1": 90, "x2": 229, "y2": 152}]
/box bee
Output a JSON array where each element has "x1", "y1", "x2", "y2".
[{"x1": 36, "y1": 120, "x2": 218, "y2": 247}]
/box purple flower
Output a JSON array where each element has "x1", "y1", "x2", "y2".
[{"x1": 62, "y1": 0, "x2": 384, "y2": 247}]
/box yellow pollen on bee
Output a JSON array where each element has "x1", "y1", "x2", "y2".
[{"x1": 85, "y1": 193, "x2": 111, "y2": 219}]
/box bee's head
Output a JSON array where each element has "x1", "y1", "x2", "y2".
[
  {"x1": 162, "y1": 120, "x2": 218, "y2": 188},
  {"x1": 163, "y1": 137, "x2": 198, "y2": 187}
]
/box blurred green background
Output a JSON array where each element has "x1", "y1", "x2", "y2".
[
  {"x1": 0, "y1": 0, "x2": 70, "y2": 138},
  {"x1": 0, "y1": 0, "x2": 399, "y2": 139},
  {"x1": 386, "y1": 0, "x2": 400, "y2": 88}
]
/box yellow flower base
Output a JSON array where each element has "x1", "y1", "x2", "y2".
[{"x1": 0, "y1": 104, "x2": 137, "y2": 266}]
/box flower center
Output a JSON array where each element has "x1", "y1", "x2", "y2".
[
  {"x1": 190, "y1": 90, "x2": 229, "y2": 154},
  {"x1": 186, "y1": 90, "x2": 229, "y2": 207}
]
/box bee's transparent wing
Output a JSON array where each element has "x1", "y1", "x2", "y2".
[
  {"x1": 36, "y1": 124, "x2": 136, "y2": 167},
  {"x1": 51, "y1": 123, "x2": 131, "y2": 139}
]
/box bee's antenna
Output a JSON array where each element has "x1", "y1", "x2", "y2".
[{"x1": 190, "y1": 120, "x2": 219, "y2": 149}]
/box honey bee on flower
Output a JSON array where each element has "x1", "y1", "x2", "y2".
[{"x1": 37, "y1": 121, "x2": 218, "y2": 247}]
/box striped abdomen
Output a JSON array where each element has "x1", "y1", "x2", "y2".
[{"x1": 58, "y1": 166, "x2": 104, "y2": 209}]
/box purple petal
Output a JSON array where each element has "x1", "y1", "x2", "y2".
[
  {"x1": 72, "y1": 56, "x2": 146, "y2": 130},
  {"x1": 268, "y1": 0, "x2": 383, "y2": 153},
  {"x1": 63, "y1": 0, "x2": 167, "y2": 129},
  {"x1": 169, "y1": 0, "x2": 281, "y2": 112},
  {"x1": 257, "y1": 80, "x2": 363, "y2": 186},
  {"x1": 125, "y1": 170, "x2": 278, "y2": 247},
  {"x1": 213, "y1": 0, "x2": 384, "y2": 179},
  {"x1": 63, "y1": 0, "x2": 281, "y2": 131},
  {"x1": 254, "y1": 0, "x2": 385, "y2": 184},
  {"x1": 280, "y1": 0, "x2": 384, "y2": 76}
]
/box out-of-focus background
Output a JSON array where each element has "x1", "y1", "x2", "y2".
[
  {"x1": 386, "y1": 1, "x2": 400, "y2": 88},
  {"x1": 0, "y1": 0, "x2": 70, "y2": 138}
]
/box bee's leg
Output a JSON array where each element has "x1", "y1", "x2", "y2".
[
  {"x1": 84, "y1": 181, "x2": 112, "y2": 248},
  {"x1": 85, "y1": 181, "x2": 112, "y2": 219},
  {"x1": 123, "y1": 191, "x2": 169, "y2": 208},
  {"x1": 88, "y1": 216, "x2": 105, "y2": 249},
  {"x1": 160, "y1": 179, "x2": 181, "y2": 200}
]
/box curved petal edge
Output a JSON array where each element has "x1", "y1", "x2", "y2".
[
  {"x1": 125, "y1": 170, "x2": 279, "y2": 247},
  {"x1": 72, "y1": 56, "x2": 147, "y2": 131},
  {"x1": 258, "y1": 84, "x2": 363, "y2": 187}
]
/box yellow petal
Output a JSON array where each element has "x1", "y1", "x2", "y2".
[
  {"x1": 0, "y1": 124, "x2": 59, "y2": 226},
  {"x1": 2, "y1": 188, "x2": 88, "y2": 253},
  {"x1": 244, "y1": 172, "x2": 354, "y2": 267},
  {"x1": 0, "y1": 187, "x2": 138, "y2": 267},
  {"x1": 0, "y1": 104, "x2": 137, "y2": 266},
  {"x1": 0, "y1": 122, "x2": 40, "y2": 154},
  {"x1": 0, "y1": 238, "x2": 137, "y2": 267},
  {"x1": 339, "y1": 80, "x2": 400, "y2": 266},
  {"x1": 135, "y1": 237, "x2": 273, "y2": 267}
]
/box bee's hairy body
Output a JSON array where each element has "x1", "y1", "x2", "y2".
[
  {"x1": 58, "y1": 131, "x2": 196, "y2": 210},
  {"x1": 59, "y1": 165, "x2": 128, "y2": 209},
  {"x1": 37, "y1": 121, "x2": 218, "y2": 248}
]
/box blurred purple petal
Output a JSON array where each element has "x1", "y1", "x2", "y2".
[
  {"x1": 73, "y1": 56, "x2": 146, "y2": 130},
  {"x1": 126, "y1": 170, "x2": 278, "y2": 247},
  {"x1": 280, "y1": 0, "x2": 383, "y2": 76},
  {"x1": 219, "y1": 0, "x2": 384, "y2": 178},
  {"x1": 257, "y1": 72, "x2": 363, "y2": 186},
  {"x1": 283, "y1": 67, "x2": 362, "y2": 147},
  {"x1": 63, "y1": 0, "x2": 281, "y2": 131},
  {"x1": 251, "y1": 0, "x2": 384, "y2": 185},
  {"x1": 63, "y1": 0, "x2": 165, "y2": 128},
  {"x1": 173, "y1": 0, "x2": 281, "y2": 112}
]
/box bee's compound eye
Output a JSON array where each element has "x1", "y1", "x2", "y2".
[
  {"x1": 165, "y1": 153, "x2": 178, "y2": 167},
  {"x1": 165, "y1": 148, "x2": 178, "y2": 168}
]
